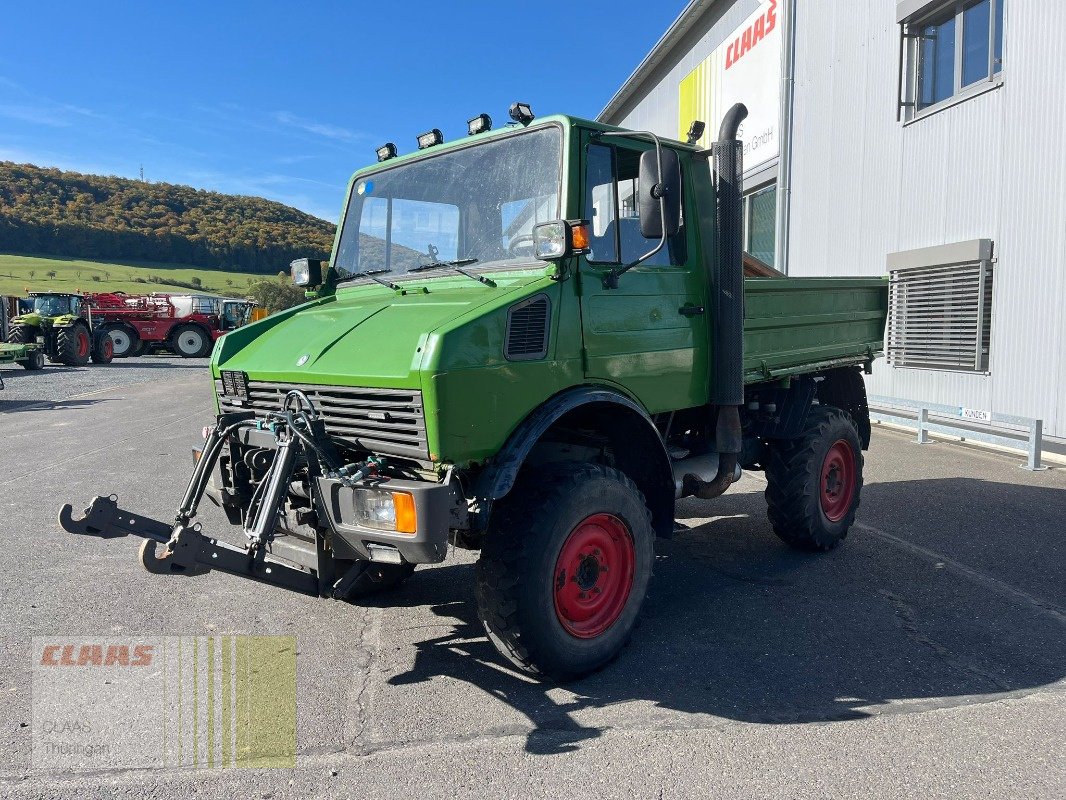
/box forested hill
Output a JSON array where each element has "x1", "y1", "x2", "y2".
[{"x1": 0, "y1": 162, "x2": 336, "y2": 273}]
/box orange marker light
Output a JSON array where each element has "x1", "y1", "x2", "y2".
[
  {"x1": 571, "y1": 222, "x2": 590, "y2": 252},
  {"x1": 392, "y1": 492, "x2": 417, "y2": 534}
]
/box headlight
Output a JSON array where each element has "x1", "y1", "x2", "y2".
[{"x1": 353, "y1": 489, "x2": 416, "y2": 534}]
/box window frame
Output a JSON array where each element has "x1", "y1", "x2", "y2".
[
  {"x1": 898, "y1": 0, "x2": 1004, "y2": 123},
  {"x1": 743, "y1": 181, "x2": 777, "y2": 268},
  {"x1": 582, "y1": 140, "x2": 686, "y2": 269}
]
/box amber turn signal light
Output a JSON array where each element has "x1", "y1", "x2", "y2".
[{"x1": 392, "y1": 492, "x2": 417, "y2": 534}]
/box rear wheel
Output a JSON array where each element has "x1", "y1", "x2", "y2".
[
  {"x1": 55, "y1": 324, "x2": 91, "y2": 366},
  {"x1": 476, "y1": 463, "x2": 654, "y2": 681},
  {"x1": 90, "y1": 330, "x2": 114, "y2": 364},
  {"x1": 103, "y1": 324, "x2": 138, "y2": 358},
  {"x1": 7, "y1": 324, "x2": 32, "y2": 344},
  {"x1": 171, "y1": 324, "x2": 211, "y2": 357},
  {"x1": 764, "y1": 407, "x2": 863, "y2": 551}
]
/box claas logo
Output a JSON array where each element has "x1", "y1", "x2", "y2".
[{"x1": 39, "y1": 643, "x2": 154, "y2": 667}]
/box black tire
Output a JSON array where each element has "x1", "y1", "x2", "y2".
[
  {"x1": 21, "y1": 348, "x2": 45, "y2": 370},
  {"x1": 90, "y1": 330, "x2": 114, "y2": 364},
  {"x1": 55, "y1": 323, "x2": 91, "y2": 366},
  {"x1": 103, "y1": 324, "x2": 139, "y2": 358},
  {"x1": 130, "y1": 339, "x2": 147, "y2": 357},
  {"x1": 476, "y1": 463, "x2": 655, "y2": 681},
  {"x1": 7, "y1": 324, "x2": 32, "y2": 344},
  {"x1": 764, "y1": 406, "x2": 864, "y2": 552},
  {"x1": 171, "y1": 324, "x2": 211, "y2": 357},
  {"x1": 336, "y1": 561, "x2": 416, "y2": 600}
]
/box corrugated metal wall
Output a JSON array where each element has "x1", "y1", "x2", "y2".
[
  {"x1": 788, "y1": 0, "x2": 1066, "y2": 438},
  {"x1": 604, "y1": 0, "x2": 1066, "y2": 438}
]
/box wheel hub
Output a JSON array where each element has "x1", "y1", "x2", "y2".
[
  {"x1": 820, "y1": 440, "x2": 856, "y2": 522},
  {"x1": 553, "y1": 513, "x2": 635, "y2": 639}
]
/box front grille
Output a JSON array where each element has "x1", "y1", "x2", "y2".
[{"x1": 215, "y1": 380, "x2": 428, "y2": 462}]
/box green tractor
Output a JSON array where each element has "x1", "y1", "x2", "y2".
[{"x1": 6, "y1": 292, "x2": 113, "y2": 366}]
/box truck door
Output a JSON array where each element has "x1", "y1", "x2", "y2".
[{"x1": 577, "y1": 134, "x2": 709, "y2": 413}]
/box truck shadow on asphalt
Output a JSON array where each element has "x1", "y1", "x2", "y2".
[{"x1": 375, "y1": 477, "x2": 1066, "y2": 755}]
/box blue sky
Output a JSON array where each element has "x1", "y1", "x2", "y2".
[{"x1": 0, "y1": 1, "x2": 685, "y2": 222}]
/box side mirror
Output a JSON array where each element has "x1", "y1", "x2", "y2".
[
  {"x1": 532, "y1": 220, "x2": 590, "y2": 261},
  {"x1": 638, "y1": 147, "x2": 681, "y2": 239},
  {"x1": 290, "y1": 258, "x2": 324, "y2": 288}
]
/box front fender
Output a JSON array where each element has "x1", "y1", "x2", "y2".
[{"x1": 474, "y1": 386, "x2": 675, "y2": 536}]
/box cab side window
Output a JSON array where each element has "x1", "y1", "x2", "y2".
[{"x1": 584, "y1": 143, "x2": 686, "y2": 267}]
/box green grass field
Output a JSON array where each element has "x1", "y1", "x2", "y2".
[{"x1": 0, "y1": 254, "x2": 267, "y2": 297}]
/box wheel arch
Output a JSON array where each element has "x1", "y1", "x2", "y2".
[
  {"x1": 474, "y1": 386, "x2": 675, "y2": 537},
  {"x1": 815, "y1": 366, "x2": 872, "y2": 449}
]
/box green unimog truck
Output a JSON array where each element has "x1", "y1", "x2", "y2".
[{"x1": 62, "y1": 104, "x2": 888, "y2": 680}]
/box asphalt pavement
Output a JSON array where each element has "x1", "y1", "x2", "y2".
[{"x1": 0, "y1": 368, "x2": 1063, "y2": 798}]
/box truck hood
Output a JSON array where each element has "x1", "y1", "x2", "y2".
[{"x1": 215, "y1": 276, "x2": 538, "y2": 387}]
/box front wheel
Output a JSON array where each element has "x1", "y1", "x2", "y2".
[
  {"x1": 476, "y1": 463, "x2": 655, "y2": 681},
  {"x1": 764, "y1": 407, "x2": 864, "y2": 551},
  {"x1": 90, "y1": 331, "x2": 114, "y2": 364},
  {"x1": 103, "y1": 324, "x2": 139, "y2": 358},
  {"x1": 55, "y1": 324, "x2": 91, "y2": 366},
  {"x1": 171, "y1": 324, "x2": 211, "y2": 357}
]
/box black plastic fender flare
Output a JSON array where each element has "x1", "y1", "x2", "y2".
[{"x1": 472, "y1": 386, "x2": 675, "y2": 536}]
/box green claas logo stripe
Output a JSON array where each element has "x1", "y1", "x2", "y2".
[{"x1": 167, "y1": 635, "x2": 297, "y2": 769}]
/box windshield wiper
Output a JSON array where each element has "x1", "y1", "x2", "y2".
[
  {"x1": 409, "y1": 258, "x2": 496, "y2": 287},
  {"x1": 336, "y1": 268, "x2": 401, "y2": 290}
]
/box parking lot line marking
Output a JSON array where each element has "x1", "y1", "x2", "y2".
[{"x1": 854, "y1": 522, "x2": 1066, "y2": 624}]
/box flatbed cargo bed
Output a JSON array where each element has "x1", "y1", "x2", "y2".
[{"x1": 743, "y1": 276, "x2": 888, "y2": 382}]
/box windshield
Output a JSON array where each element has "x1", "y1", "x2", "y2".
[
  {"x1": 32, "y1": 296, "x2": 75, "y2": 316},
  {"x1": 334, "y1": 126, "x2": 562, "y2": 279}
]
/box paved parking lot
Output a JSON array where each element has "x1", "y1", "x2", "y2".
[{"x1": 1, "y1": 369, "x2": 1063, "y2": 798}]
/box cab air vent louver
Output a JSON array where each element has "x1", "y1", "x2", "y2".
[{"x1": 505, "y1": 294, "x2": 551, "y2": 361}]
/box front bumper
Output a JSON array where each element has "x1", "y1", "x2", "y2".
[{"x1": 315, "y1": 476, "x2": 462, "y2": 564}]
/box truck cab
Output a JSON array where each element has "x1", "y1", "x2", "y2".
[{"x1": 64, "y1": 108, "x2": 887, "y2": 681}]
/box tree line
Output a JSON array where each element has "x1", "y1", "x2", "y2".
[{"x1": 0, "y1": 162, "x2": 335, "y2": 273}]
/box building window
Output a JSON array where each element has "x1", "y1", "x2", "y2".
[
  {"x1": 743, "y1": 183, "x2": 776, "y2": 267},
  {"x1": 886, "y1": 239, "x2": 994, "y2": 372},
  {"x1": 898, "y1": 0, "x2": 1004, "y2": 120}
]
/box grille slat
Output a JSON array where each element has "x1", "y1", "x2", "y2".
[{"x1": 216, "y1": 380, "x2": 429, "y2": 462}]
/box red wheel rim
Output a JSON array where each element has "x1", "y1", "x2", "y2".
[
  {"x1": 76, "y1": 330, "x2": 89, "y2": 358},
  {"x1": 103, "y1": 338, "x2": 113, "y2": 359},
  {"x1": 553, "y1": 513, "x2": 635, "y2": 639},
  {"x1": 820, "y1": 440, "x2": 856, "y2": 522}
]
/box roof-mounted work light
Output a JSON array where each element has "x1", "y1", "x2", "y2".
[
  {"x1": 508, "y1": 102, "x2": 534, "y2": 125},
  {"x1": 686, "y1": 120, "x2": 706, "y2": 145},
  {"x1": 467, "y1": 113, "x2": 492, "y2": 136},
  {"x1": 416, "y1": 128, "x2": 444, "y2": 150},
  {"x1": 376, "y1": 142, "x2": 398, "y2": 162}
]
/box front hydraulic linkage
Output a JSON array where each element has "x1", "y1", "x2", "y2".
[{"x1": 59, "y1": 395, "x2": 353, "y2": 598}]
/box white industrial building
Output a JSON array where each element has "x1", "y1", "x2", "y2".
[{"x1": 600, "y1": 0, "x2": 1066, "y2": 445}]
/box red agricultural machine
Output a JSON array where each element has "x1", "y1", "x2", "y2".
[{"x1": 84, "y1": 293, "x2": 256, "y2": 358}]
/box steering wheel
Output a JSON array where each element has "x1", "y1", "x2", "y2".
[{"x1": 508, "y1": 234, "x2": 535, "y2": 258}]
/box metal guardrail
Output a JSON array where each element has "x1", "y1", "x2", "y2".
[{"x1": 868, "y1": 394, "x2": 1048, "y2": 471}]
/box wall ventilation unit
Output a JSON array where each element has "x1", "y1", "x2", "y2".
[{"x1": 887, "y1": 239, "x2": 994, "y2": 373}]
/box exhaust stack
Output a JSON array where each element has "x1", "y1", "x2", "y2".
[{"x1": 683, "y1": 103, "x2": 748, "y2": 501}]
